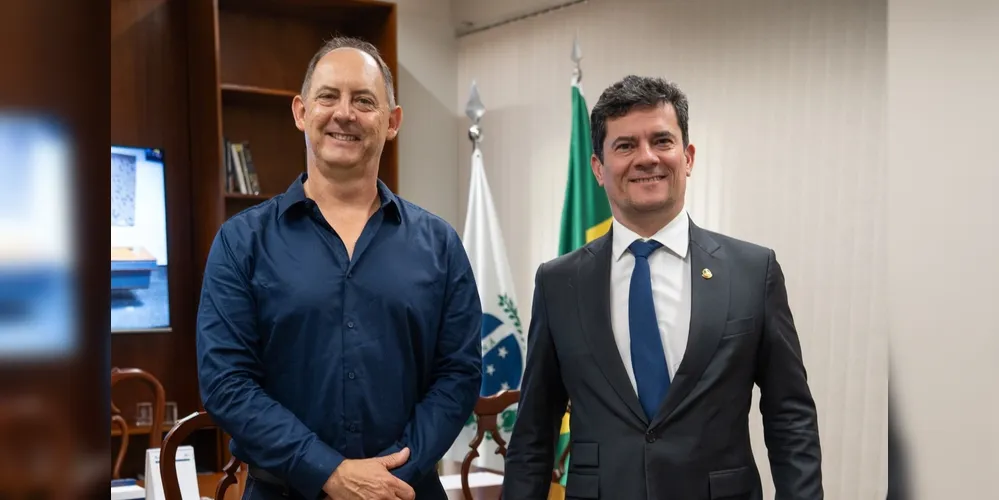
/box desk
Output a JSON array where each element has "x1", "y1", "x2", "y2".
[
  {"x1": 439, "y1": 460, "x2": 502, "y2": 500},
  {"x1": 110, "y1": 246, "x2": 157, "y2": 290},
  {"x1": 136, "y1": 470, "x2": 246, "y2": 500}
]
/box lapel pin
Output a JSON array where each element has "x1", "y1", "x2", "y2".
[{"x1": 701, "y1": 268, "x2": 713, "y2": 279}]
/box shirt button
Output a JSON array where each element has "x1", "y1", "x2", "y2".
[
  {"x1": 348, "y1": 371, "x2": 355, "y2": 380},
  {"x1": 346, "y1": 321, "x2": 354, "y2": 329},
  {"x1": 348, "y1": 423, "x2": 357, "y2": 432}
]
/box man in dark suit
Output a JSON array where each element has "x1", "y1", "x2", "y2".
[{"x1": 504, "y1": 75, "x2": 822, "y2": 499}]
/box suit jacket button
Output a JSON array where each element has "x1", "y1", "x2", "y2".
[{"x1": 646, "y1": 432, "x2": 656, "y2": 443}]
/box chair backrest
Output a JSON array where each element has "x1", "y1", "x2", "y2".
[
  {"x1": 111, "y1": 414, "x2": 130, "y2": 479},
  {"x1": 160, "y1": 411, "x2": 243, "y2": 500},
  {"x1": 111, "y1": 366, "x2": 166, "y2": 448},
  {"x1": 460, "y1": 389, "x2": 521, "y2": 500}
]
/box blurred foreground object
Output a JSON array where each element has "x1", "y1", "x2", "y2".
[
  {"x1": 0, "y1": 396, "x2": 73, "y2": 500},
  {"x1": 0, "y1": 114, "x2": 78, "y2": 360},
  {"x1": 0, "y1": 0, "x2": 109, "y2": 499}
]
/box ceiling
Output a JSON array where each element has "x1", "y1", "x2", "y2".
[{"x1": 450, "y1": 0, "x2": 583, "y2": 36}]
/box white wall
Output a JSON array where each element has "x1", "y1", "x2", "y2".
[
  {"x1": 887, "y1": 0, "x2": 999, "y2": 497},
  {"x1": 456, "y1": 0, "x2": 888, "y2": 498},
  {"x1": 392, "y1": 0, "x2": 462, "y2": 228}
]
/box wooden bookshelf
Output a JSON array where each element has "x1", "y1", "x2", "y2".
[
  {"x1": 220, "y1": 83, "x2": 298, "y2": 99},
  {"x1": 224, "y1": 193, "x2": 276, "y2": 201},
  {"x1": 189, "y1": 0, "x2": 398, "y2": 230},
  {"x1": 190, "y1": 0, "x2": 398, "y2": 231}
]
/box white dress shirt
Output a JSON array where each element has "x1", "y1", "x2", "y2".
[{"x1": 610, "y1": 210, "x2": 692, "y2": 393}]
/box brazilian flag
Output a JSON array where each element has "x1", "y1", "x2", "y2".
[
  {"x1": 550, "y1": 82, "x2": 611, "y2": 500},
  {"x1": 558, "y1": 84, "x2": 612, "y2": 255}
]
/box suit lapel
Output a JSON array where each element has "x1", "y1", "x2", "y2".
[
  {"x1": 576, "y1": 231, "x2": 649, "y2": 427},
  {"x1": 651, "y1": 222, "x2": 729, "y2": 429}
]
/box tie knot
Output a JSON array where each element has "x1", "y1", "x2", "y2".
[{"x1": 629, "y1": 239, "x2": 662, "y2": 259}]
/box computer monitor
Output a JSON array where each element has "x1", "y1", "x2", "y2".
[{"x1": 111, "y1": 145, "x2": 170, "y2": 332}]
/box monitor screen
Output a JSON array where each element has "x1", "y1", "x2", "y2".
[{"x1": 111, "y1": 145, "x2": 170, "y2": 332}]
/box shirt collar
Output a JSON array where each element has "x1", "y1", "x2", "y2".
[
  {"x1": 612, "y1": 209, "x2": 690, "y2": 261},
  {"x1": 277, "y1": 172, "x2": 401, "y2": 222}
]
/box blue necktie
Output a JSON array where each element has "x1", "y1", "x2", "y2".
[{"x1": 628, "y1": 239, "x2": 670, "y2": 420}]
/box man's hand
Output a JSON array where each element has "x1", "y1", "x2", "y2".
[{"x1": 323, "y1": 447, "x2": 415, "y2": 500}]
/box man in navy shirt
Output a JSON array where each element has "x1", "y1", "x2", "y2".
[{"x1": 196, "y1": 37, "x2": 483, "y2": 500}]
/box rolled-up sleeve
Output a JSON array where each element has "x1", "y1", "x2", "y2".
[{"x1": 196, "y1": 225, "x2": 345, "y2": 499}]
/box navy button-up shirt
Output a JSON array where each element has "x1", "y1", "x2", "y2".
[{"x1": 196, "y1": 174, "x2": 482, "y2": 499}]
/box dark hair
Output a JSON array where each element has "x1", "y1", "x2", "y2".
[
  {"x1": 590, "y1": 75, "x2": 690, "y2": 162},
  {"x1": 301, "y1": 36, "x2": 396, "y2": 108}
]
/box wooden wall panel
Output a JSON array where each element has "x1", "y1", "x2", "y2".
[
  {"x1": 187, "y1": 0, "x2": 225, "y2": 281},
  {"x1": 110, "y1": 0, "x2": 198, "y2": 444}
]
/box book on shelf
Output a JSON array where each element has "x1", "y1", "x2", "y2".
[{"x1": 223, "y1": 138, "x2": 261, "y2": 195}]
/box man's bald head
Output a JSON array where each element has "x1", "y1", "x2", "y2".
[{"x1": 300, "y1": 36, "x2": 396, "y2": 108}]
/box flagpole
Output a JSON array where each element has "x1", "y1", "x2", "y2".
[
  {"x1": 552, "y1": 35, "x2": 588, "y2": 500},
  {"x1": 571, "y1": 32, "x2": 582, "y2": 87},
  {"x1": 450, "y1": 80, "x2": 528, "y2": 471},
  {"x1": 466, "y1": 80, "x2": 485, "y2": 151}
]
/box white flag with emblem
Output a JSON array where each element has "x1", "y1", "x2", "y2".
[{"x1": 443, "y1": 146, "x2": 526, "y2": 472}]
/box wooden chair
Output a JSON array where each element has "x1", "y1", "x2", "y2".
[
  {"x1": 111, "y1": 413, "x2": 130, "y2": 479},
  {"x1": 459, "y1": 389, "x2": 521, "y2": 500},
  {"x1": 160, "y1": 411, "x2": 243, "y2": 500},
  {"x1": 111, "y1": 366, "x2": 166, "y2": 448},
  {"x1": 0, "y1": 396, "x2": 73, "y2": 500}
]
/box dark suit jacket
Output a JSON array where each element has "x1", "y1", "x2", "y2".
[{"x1": 503, "y1": 222, "x2": 822, "y2": 500}]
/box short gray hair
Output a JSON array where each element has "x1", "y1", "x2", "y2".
[{"x1": 301, "y1": 36, "x2": 396, "y2": 108}]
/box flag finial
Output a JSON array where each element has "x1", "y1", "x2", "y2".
[
  {"x1": 571, "y1": 33, "x2": 583, "y2": 86},
  {"x1": 466, "y1": 80, "x2": 485, "y2": 147}
]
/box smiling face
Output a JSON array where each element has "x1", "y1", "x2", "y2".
[
  {"x1": 292, "y1": 47, "x2": 401, "y2": 176},
  {"x1": 591, "y1": 102, "x2": 695, "y2": 228}
]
